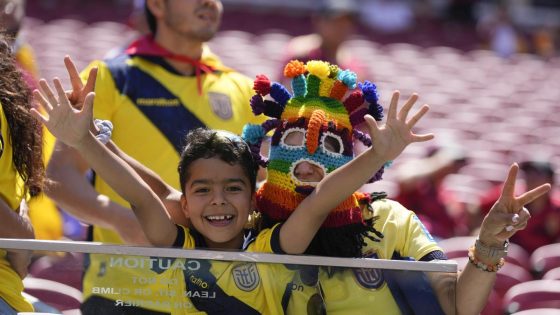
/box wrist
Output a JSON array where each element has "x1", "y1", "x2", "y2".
[{"x1": 473, "y1": 238, "x2": 508, "y2": 265}]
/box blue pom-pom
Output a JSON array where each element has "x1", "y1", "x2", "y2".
[
  {"x1": 337, "y1": 70, "x2": 357, "y2": 89},
  {"x1": 359, "y1": 81, "x2": 379, "y2": 104},
  {"x1": 242, "y1": 124, "x2": 265, "y2": 145},
  {"x1": 270, "y1": 82, "x2": 292, "y2": 106}
]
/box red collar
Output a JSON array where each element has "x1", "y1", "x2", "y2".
[{"x1": 125, "y1": 35, "x2": 215, "y2": 95}]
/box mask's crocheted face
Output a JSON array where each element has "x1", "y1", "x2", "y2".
[{"x1": 242, "y1": 60, "x2": 385, "y2": 228}]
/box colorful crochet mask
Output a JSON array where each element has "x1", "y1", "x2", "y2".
[{"x1": 242, "y1": 60, "x2": 386, "y2": 229}]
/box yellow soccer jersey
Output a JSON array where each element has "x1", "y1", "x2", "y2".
[
  {"x1": 286, "y1": 199, "x2": 443, "y2": 315},
  {"x1": 162, "y1": 223, "x2": 289, "y2": 315},
  {"x1": 0, "y1": 103, "x2": 34, "y2": 312},
  {"x1": 79, "y1": 49, "x2": 263, "y2": 312}
]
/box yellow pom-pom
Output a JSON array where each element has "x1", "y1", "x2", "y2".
[
  {"x1": 306, "y1": 60, "x2": 330, "y2": 79},
  {"x1": 284, "y1": 60, "x2": 307, "y2": 78}
]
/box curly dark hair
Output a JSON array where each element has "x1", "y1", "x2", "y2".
[{"x1": 0, "y1": 32, "x2": 44, "y2": 196}]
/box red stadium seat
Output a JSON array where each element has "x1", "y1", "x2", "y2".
[
  {"x1": 511, "y1": 308, "x2": 560, "y2": 315},
  {"x1": 503, "y1": 280, "x2": 560, "y2": 314},
  {"x1": 28, "y1": 252, "x2": 84, "y2": 290},
  {"x1": 543, "y1": 267, "x2": 560, "y2": 280},
  {"x1": 531, "y1": 243, "x2": 560, "y2": 275},
  {"x1": 23, "y1": 277, "x2": 83, "y2": 311},
  {"x1": 494, "y1": 263, "x2": 533, "y2": 298}
]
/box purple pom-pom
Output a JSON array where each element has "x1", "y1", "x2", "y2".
[{"x1": 250, "y1": 94, "x2": 265, "y2": 115}]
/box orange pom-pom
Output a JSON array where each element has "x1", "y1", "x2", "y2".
[{"x1": 284, "y1": 60, "x2": 306, "y2": 78}]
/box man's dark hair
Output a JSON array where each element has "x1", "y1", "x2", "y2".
[
  {"x1": 178, "y1": 128, "x2": 258, "y2": 194},
  {"x1": 145, "y1": 1, "x2": 157, "y2": 34}
]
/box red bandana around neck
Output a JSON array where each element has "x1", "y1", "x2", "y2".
[{"x1": 125, "y1": 35, "x2": 215, "y2": 95}]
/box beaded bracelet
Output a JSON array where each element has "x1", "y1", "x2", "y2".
[{"x1": 467, "y1": 246, "x2": 505, "y2": 272}]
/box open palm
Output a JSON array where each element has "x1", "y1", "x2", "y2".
[
  {"x1": 364, "y1": 91, "x2": 434, "y2": 162},
  {"x1": 31, "y1": 78, "x2": 94, "y2": 148}
]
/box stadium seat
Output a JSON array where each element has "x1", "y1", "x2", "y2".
[
  {"x1": 28, "y1": 252, "x2": 84, "y2": 290},
  {"x1": 23, "y1": 277, "x2": 83, "y2": 311},
  {"x1": 510, "y1": 308, "x2": 560, "y2": 315},
  {"x1": 503, "y1": 280, "x2": 560, "y2": 314},
  {"x1": 531, "y1": 243, "x2": 560, "y2": 275},
  {"x1": 543, "y1": 267, "x2": 560, "y2": 280}
]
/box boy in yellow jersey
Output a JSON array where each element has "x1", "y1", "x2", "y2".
[
  {"x1": 0, "y1": 34, "x2": 44, "y2": 315},
  {"x1": 243, "y1": 60, "x2": 552, "y2": 315},
  {"x1": 33, "y1": 56, "x2": 431, "y2": 314},
  {"x1": 44, "y1": 1, "x2": 265, "y2": 313}
]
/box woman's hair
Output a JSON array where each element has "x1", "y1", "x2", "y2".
[
  {"x1": 0, "y1": 32, "x2": 44, "y2": 196},
  {"x1": 178, "y1": 128, "x2": 258, "y2": 194}
]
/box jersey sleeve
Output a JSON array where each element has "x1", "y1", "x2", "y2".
[
  {"x1": 245, "y1": 223, "x2": 284, "y2": 254},
  {"x1": 80, "y1": 60, "x2": 118, "y2": 121},
  {"x1": 390, "y1": 200, "x2": 443, "y2": 260},
  {"x1": 173, "y1": 224, "x2": 197, "y2": 249}
]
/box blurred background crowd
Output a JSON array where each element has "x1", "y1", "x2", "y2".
[{"x1": 2, "y1": 0, "x2": 560, "y2": 314}]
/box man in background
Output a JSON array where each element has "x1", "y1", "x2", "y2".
[{"x1": 46, "y1": 0, "x2": 260, "y2": 314}]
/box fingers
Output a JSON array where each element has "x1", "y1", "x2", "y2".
[
  {"x1": 387, "y1": 91, "x2": 400, "y2": 120},
  {"x1": 83, "y1": 92, "x2": 96, "y2": 119},
  {"x1": 498, "y1": 163, "x2": 519, "y2": 202},
  {"x1": 64, "y1": 55, "x2": 83, "y2": 92},
  {"x1": 33, "y1": 89, "x2": 52, "y2": 111},
  {"x1": 53, "y1": 78, "x2": 71, "y2": 109},
  {"x1": 397, "y1": 93, "x2": 418, "y2": 121},
  {"x1": 363, "y1": 114, "x2": 380, "y2": 139},
  {"x1": 83, "y1": 67, "x2": 98, "y2": 94},
  {"x1": 406, "y1": 104, "x2": 429, "y2": 128},
  {"x1": 29, "y1": 108, "x2": 48, "y2": 124},
  {"x1": 411, "y1": 132, "x2": 435, "y2": 143},
  {"x1": 517, "y1": 183, "x2": 551, "y2": 206},
  {"x1": 38, "y1": 79, "x2": 58, "y2": 107}
]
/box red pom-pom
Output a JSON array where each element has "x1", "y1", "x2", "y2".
[
  {"x1": 343, "y1": 90, "x2": 364, "y2": 114},
  {"x1": 254, "y1": 74, "x2": 271, "y2": 96}
]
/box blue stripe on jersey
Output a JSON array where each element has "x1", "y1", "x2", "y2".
[{"x1": 107, "y1": 55, "x2": 206, "y2": 153}]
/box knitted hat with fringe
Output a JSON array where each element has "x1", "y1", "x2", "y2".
[{"x1": 242, "y1": 60, "x2": 387, "y2": 257}]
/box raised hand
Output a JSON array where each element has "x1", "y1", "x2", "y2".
[
  {"x1": 31, "y1": 78, "x2": 95, "y2": 148},
  {"x1": 479, "y1": 163, "x2": 551, "y2": 246},
  {"x1": 364, "y1": 91, "x2": 434, "y2": 161},
  {"x1": 63, "y1": 55, "x2": 97, "y2": 109}
]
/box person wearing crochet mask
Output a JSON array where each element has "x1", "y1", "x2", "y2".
[{"x1": 242, "y1": 60, "x2": 551, "y2": 315}]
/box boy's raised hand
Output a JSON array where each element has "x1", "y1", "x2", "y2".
[
  {"x1": 31, "y1": 78, "x2": 95, "y2": 148},
  {"x1": 364, "y1": 91, "x2": 434, "y2": 162}
]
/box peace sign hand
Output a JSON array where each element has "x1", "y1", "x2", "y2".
[{"x1": 479, "y1": 163, "x2": 551, "y2": 247}]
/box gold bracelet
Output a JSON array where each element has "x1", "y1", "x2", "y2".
[{"x1": 468, "y1": 246, "x2": 505, "y2": 272}]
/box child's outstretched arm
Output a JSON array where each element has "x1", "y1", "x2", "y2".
[
  {"x1": 280, "y1": 91, "x2": 434, "y2": 254},
  {"x1": 31, "y1": 79, "x2": 177, "y2": 247}
]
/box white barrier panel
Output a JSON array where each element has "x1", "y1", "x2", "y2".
[{"x1": 1, "y1": 239, "x2": 458, "y2": 315}]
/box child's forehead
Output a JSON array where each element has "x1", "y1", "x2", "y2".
[{"x1": 187, "y1": 158, "x2": 249, "y2": 181}]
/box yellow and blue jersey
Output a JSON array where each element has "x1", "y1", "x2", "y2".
[
  {"x1": 0, "y1": 103, "x2": 34, "y2": 312},
  {"x1": 79, "y1": 47, "x2": 262, "y2": 313},
  {"x1": 285, "y1": 199, "x2": 444, "y2": 315},
  {"x1": 162, "y1": 223, "x2": 290, "y2": 315}
]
